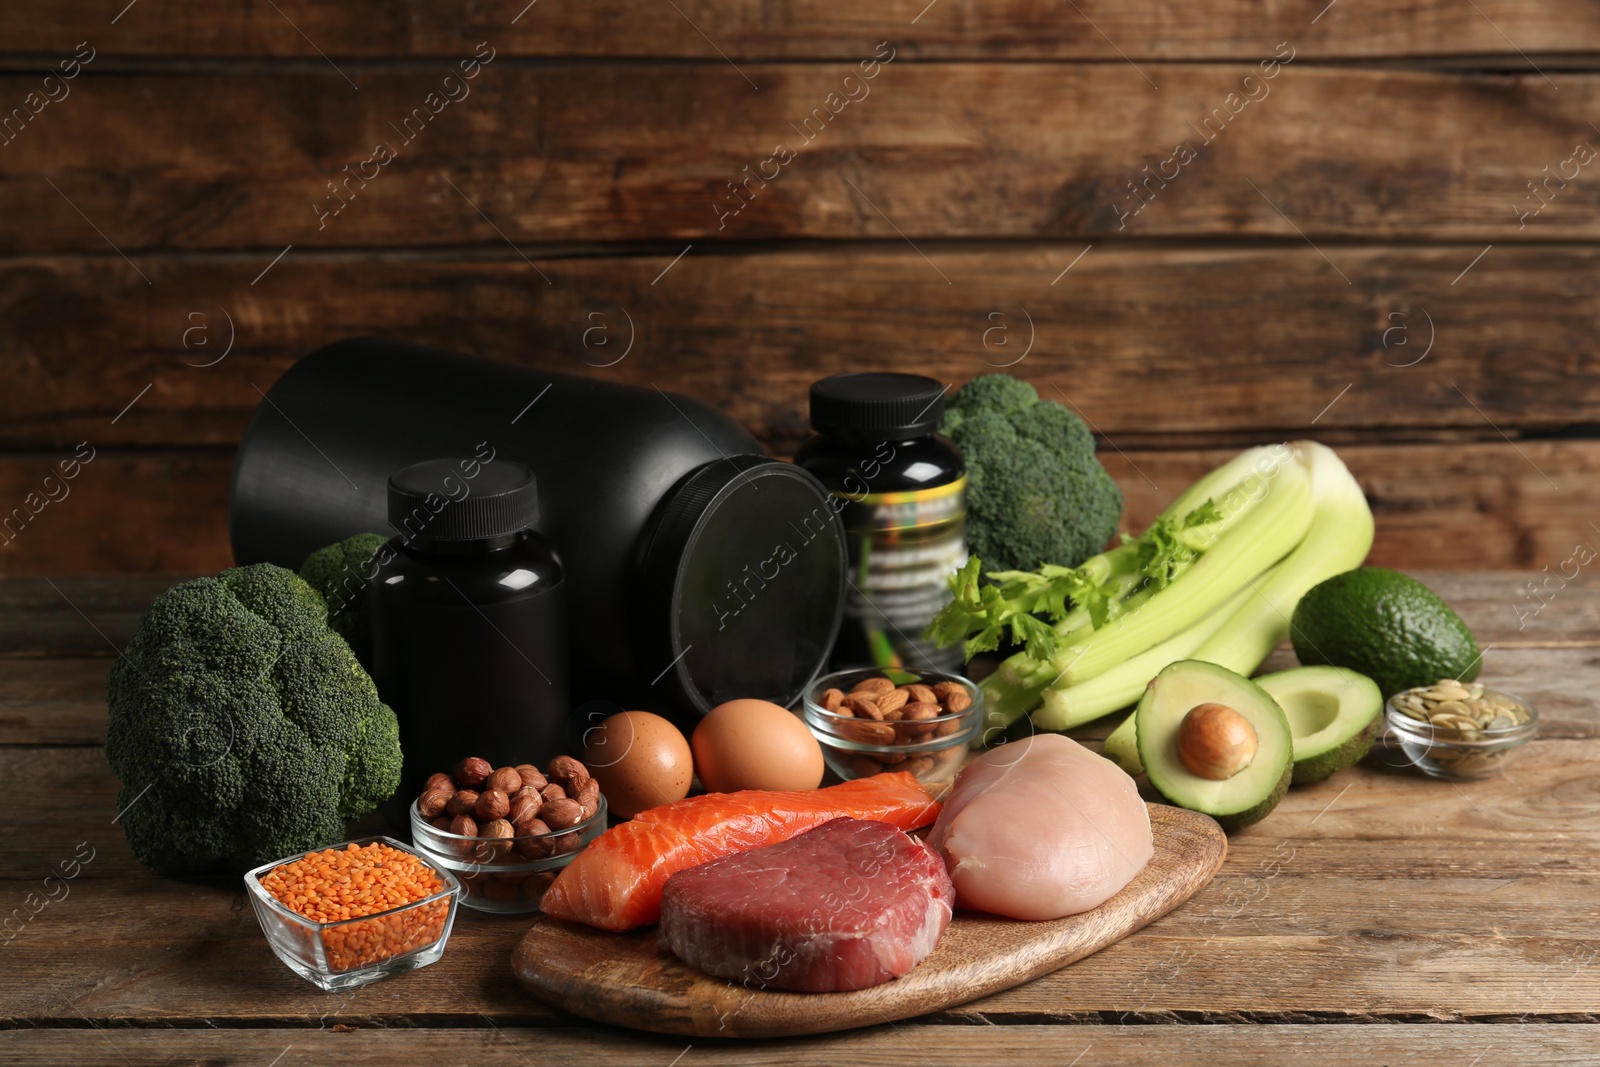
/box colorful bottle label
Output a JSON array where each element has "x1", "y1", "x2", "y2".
[{"x1": 836, "y1": 477, "x2": 967, "y2": 671}]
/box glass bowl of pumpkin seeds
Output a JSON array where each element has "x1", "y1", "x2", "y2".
[{"x1": 1384, "y1": 679, "x2": 1537, "y2": 780}]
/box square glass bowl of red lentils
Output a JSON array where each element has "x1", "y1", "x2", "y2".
[{"x1": 244, "y1": 836, "x2": 462, "y2": 991}]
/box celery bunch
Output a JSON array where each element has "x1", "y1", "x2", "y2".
[{"x1": 926, "y1": 442, "x2": 1373, "y2": 745}]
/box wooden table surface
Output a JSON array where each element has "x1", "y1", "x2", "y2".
[{"x1": 3, "y1": 571, "x2": 1597, "y2": 1065}]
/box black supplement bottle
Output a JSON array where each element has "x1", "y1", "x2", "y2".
[
  {"x1": 369, "y1": 457, "x2": 569, "y2": 803},
  {"x1": 794, "y1": 373, "x2": 968, "y2": 672}
]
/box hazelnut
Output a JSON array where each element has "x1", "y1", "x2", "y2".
[
  {"x1": 548, "y1": 754, "x2": 588, "y2": 783},
  {"x1": 476, "y1": 789, "x2": 511, "y2": 821},
  {"x1": 454, "y1": 756, "x2": 492, "y2": 789},
  {"x1": 423, "y1": 772, "x2": 455, "y2": 794},
  {"x1": 430, "y1": 816, "x2": 454, "y2": 831},
  {"x1": 480, "y1": 818, "x2": 515, "y2": 858},
  {"x1": 487, "y1": 766, "x2": 523, "y2": 795},
  {"x1": 540, "y1": 782, "x2": 567, "y2": 804},
  {"x1": 541, "y1": 797, "x2": 585, "y2": 830},
  {"x1": 448, "y1": 814, "x2": 479, "y2": 837},
  {"x1": 516, "y1": 764, "x2": 548, "y2": 791},
  {"x1": 549, "y1": 829, "x2": 583, "y2": 856},
  {"x1": 513, "y1": 818, "x2": 552, "y2": 859},
  {"x1": 418, "y1": 788, "x2": 454, "y2": 819},
  {"x1": 446, "y1": 790, "x2": 480, "y2": 817},
  {"x1": 509, "y1": 792, "x2": 543, "y2": 826}
]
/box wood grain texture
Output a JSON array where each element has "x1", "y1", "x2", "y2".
[
  {"x1": 3, "y1": 248, "x2": 1598, "y2": 452},
  {"x1": 6, "y1": 1025, "x2": 1600, "y2": 1067},
  {"x1": 1, "y1": 0, "x2": 1595, "y2": 59},
  {"x1": 5, "y1": 438, "x2": 1599, "y2": 575},
  {"x1": 5, "y1": 65, "x2": 1596, "y2": 253},
  {"x1": 511, "y1": 805, "x2": 1225, "y2": 1038}
]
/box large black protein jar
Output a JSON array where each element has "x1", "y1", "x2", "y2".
[
  {"x1": 794, "y1": 373, "x2": 968, "y2": 672},
  {"x1": 370, "y1": 458, "x2": 568, "y2": 802},
  {"x1": 229, "y1": 338, "x2": 847, "y2": 726}
]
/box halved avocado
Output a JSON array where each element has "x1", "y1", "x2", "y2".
[
  {"x1": 1136, "y1": 660, "x2": 1293, "y2": 832},
  {"x1": 1256, "y1": 665, "x2": 1383, "y2": 785}
]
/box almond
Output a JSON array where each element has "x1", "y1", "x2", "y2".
[
  {"x1": 875, "y1": 688, "x2": 909, "y2": 716},
  {"x1": 843, "y1": 694, "x2": 883, "y2": 720},
  {"x1": 820, "y1": 687, "x2": 845, "y2": 712},
  {"x1": 906, "y1": 683, "x2": 938, "y2": 705},
  {"x1": 850, "y1": 676, "x2": 896, "y2": 698}
]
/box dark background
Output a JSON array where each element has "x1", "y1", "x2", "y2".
[{"x1": 1, "y1": 0, "x2": 1594, "y2": 575}]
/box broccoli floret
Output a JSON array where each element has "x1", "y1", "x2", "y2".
[
  {"x1": 104, "y1": 563, "x2": 402, "y2": 878},
  {"x1": 944, "y1": 374, "x2": 1123, "y2": 571},
  {"x1": 298, "y1": 532, "x2": 388, "y2": 665}
]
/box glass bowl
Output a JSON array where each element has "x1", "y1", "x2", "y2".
[
  {"x1": 409, "y1": 794, "x2": 608, "y2": 913},
  {"x1": 800, "y1": 667, "x2": 981, "y2": 788},
  {"x1": 1384, "y1": 683, "x2": 1538, "y2": 781},
  {"x1": 244, "y1": 836, "x2": 460, "y2": 992}
]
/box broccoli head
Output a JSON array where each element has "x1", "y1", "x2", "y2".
[
  {"x1": 104, "y1": 563, "x2": 402, "y2": 878},
  {"x1": 298, "y1": 532, "x2": 389, "y2": 665},
  {"x1": 943, "y1": 374, "x2": 1123, "y2": 572}
]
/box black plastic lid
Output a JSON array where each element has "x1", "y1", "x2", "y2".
[
  {"x1": 809, "y1": 372, "x2": 947, "y2": 439},
  {"x1": 387, "y1": 457, "x2": 539, "y2": 542},
  {"x1": 635, "y1": 455, "x2": 846, "y2": 719}
]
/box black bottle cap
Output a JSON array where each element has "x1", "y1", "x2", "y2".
[
  {"x1": 387, "y1": 458, "x2": 539, "y2": 542},
  {"x1": 809, "y1": 373, "x2": 947, "y2": 440}
]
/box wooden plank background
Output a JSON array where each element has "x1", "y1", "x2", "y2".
[{"x1": 0, "y1": 2, "x2": 1594, "y2": 574}]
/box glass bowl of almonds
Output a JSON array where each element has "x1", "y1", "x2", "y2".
[
  {"x1": 1384, "y1": 679, "x2": 1537, "y2": 780},
  {"x1": 801, "y1": 667, "x2": 981, "y2": 789}
]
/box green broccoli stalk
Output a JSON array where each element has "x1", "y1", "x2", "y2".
[
  {"x1": 942, "y1": 375, "x2": 1123, "y2": 572},
  {"x1": 104, "y1": 563, "x2": 403, "y2": 878},
  {"x1": 298, "y1": 532, "x2": 389, "y2": 665}
]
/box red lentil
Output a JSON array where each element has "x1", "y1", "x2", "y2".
[{"x1": 261, "y1": 842, "x2": 449, "y2": 972}]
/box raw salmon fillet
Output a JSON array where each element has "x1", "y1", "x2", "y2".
[
  {"x1": 541, "y1": 773, "x2": 941, "y2": 931},
  {"x1": 659, "y1": 817, "x2": 955, "y2": 992}
]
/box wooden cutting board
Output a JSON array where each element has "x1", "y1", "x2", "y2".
[{"x1": 511, "y1": 803, "x2": 1226, "y2": 1038}]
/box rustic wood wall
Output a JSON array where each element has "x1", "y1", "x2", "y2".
[{"x1": 1, "y1": 1, "x2": 1595, "y2": 575}]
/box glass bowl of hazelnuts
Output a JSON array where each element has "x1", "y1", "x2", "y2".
[{"x1": 408, "y1": 755, "x2": 608, "y2": 914}]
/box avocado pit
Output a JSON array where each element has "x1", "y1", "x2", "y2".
[{"x1": 1177, "y1": 702, "x2": 1258, "y2": 781}]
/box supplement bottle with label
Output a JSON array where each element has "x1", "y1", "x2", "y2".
[{"x1": 795, "y1": 373, "x2": 967, "y2": 671}]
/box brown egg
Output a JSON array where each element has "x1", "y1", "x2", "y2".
[
  {"x1": 581, "y1": 710, "x2": 693, "y2": 819},
  {"x1": 692, "y1": 698, "x2": 825, "y2": 793}
]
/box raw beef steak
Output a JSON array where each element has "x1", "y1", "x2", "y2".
[{"x1": 658, "y1": 817, "x2": 954, "y2": 992}]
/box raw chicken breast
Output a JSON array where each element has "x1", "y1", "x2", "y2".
[{"x1": 926, "y1": 734, "x2": 1153, "y2": 920}]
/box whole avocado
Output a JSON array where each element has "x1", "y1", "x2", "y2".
[
  {"x1": 105, "y1": 563, "x2": 403, "y2": 878},
  {"x1": 1289, "y1": 567, "x2": 1481, "y2": 697}
]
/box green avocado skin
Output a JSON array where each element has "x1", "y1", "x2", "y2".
[
  {"x1": 1289, "y1": 708, "x2": 1381, "y2": 786},
  {"x1": 1154, "y1": 763, "x2": 1290, "y2": 833},
  {"x1": 1290, "y1": 568, "x2": 1481, "y2": 698}
]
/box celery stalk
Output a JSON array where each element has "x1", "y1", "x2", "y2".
[
  {"x1": 1188, "y1": 440, "x2": 1375, "y2": 674},
  {"x1": 1031, "y1": 577, "x2": 1266, "y2": 732},
  {"x1": 1041, "y1": 448, "x2": 1313, "y2": 689}
]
